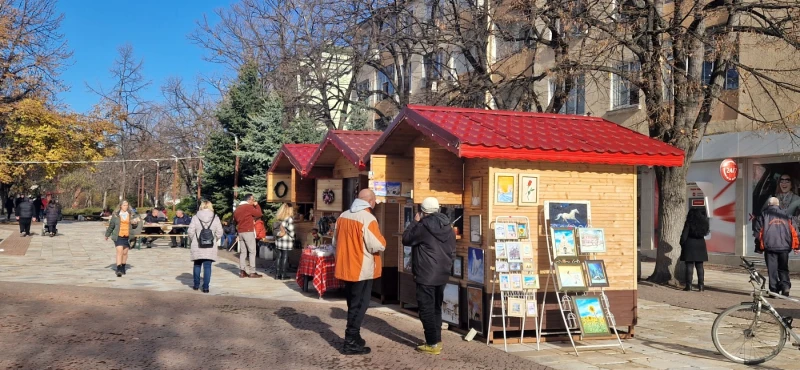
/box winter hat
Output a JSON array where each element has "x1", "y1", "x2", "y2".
[{"x1": 421, "y1": 197, "x2": 440, "y2": 214}]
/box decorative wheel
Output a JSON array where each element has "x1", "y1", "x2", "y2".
[
  {"x1": 322, "y1": 189, "x2": 335, "y2": 204},
  {"x1": 274, "y1": 181, "x2": 288, "y2": 198}
]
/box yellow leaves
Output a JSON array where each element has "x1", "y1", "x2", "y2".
[{"x1": 0, "y1": 98, "x2": 118, "y2": 183}]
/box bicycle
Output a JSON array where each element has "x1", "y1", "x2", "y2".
[{"x1": 711, "y1": 256, "x2": 800, "y2": 364}]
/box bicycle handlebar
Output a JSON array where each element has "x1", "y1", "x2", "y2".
[{"x1": 741, "y1": 256, "x2": 766, "y2": 290}]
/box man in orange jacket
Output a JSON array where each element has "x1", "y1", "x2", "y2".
[
  {"x1": 334, "y1": 189, "x2": 386, "y2": 355},
  {"x1": 233, "y1": 194, "x2": 263, "y2": 278}
]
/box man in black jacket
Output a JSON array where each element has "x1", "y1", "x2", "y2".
[
  {"x1": 170, "y1": 209, "x2": 191, "y2": 248},
  {"x1": 15, "y1": 196, "x2": 37, "y2": 237},
  {"x1": 401, "y1": 197, "x2": 456, "y2": 356},
  {"x1": 754, "y1": 197, "x2": 800, "y2": 296}
]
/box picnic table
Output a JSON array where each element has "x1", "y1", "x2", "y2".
[
  {"x1": 295, "y1": 249, "x2": 343, "y2": 298},
  {"x1": 134, "y1": 223, "x2": 189, "y2": 249}
]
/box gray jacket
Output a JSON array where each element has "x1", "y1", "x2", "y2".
[
  {"x1": 755, "y1": 205, "x2": 799, "y2": 252},
  {"x1": 188, "y1": 209, "x2": 223, "y2": 261}
]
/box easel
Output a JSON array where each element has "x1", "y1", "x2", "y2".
[
  {"x1": 486, "y1": 216, "x2": 540, "y2": 352},
  {"x1": 538, "y1": 215, "x2": 625, "y2": 356}
]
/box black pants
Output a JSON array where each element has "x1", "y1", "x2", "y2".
[
  {"x1": 274, "y1": 249, "x2": 289, "y2": 277},
  {"x1": 18, "y1": 217, "x2": 31, "y2": 235},
  {"x1": 5, "y1": 208, "x2": 12, "y2": 220},
  {"x1": 765, "y1": 251, "x2": 791, "y2": 293},
  {"x1": 684, "y1": 261, "x2": 705, "y2": 286},
  {"x1": 344, "y1": 279, "x2": 374, "y2": 341},
  {"x1": 416, "y1": 283, "x2": 445, "y2": 345}
]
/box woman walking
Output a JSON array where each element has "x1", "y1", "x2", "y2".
[
  {"x1": 45, "y1": 200, "x2": 61, "y2": 237},
  {"x1": 681, "y1": 208, "x2": 710, "y2": 291},
  {"x1": 273, "y1": 203, "x2": 296, "y2": 280},
  {"x1": 188, "y1": 200, "x2": 223, "y2": 293},
  {"x1": 104, "y1": 201, "x2": 142, "y2": 277}
]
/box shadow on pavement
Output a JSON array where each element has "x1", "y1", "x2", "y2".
[
  {"x1": 330, "y1": 307, "x2": 421, "y2": 348},
  {"x1": 275, "y1": 306, "x2": 343, "y2": 353},
  {"x1": 637, "y1": 340, "x2": 786, "y2": 370},
  {"x1": 104, "y1": 264, "x2": 135, "y2": 271},
  {"x1": 216, "y1": 262, "x2": 243, "y2": 277},
  {"x1": 175, "y1": 273, "x2": 194, "y2": 288}
]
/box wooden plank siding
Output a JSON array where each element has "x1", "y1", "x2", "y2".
[
  {"x1": 333, "y1": 156, "x2": 361, "y2": 179},
  {"x1": 315, "y1": 179, "x2": 344, "y2": 212},
  {"x1": 266, "y1": 172, "x2": 292, "y2": 202},
  {"x1": 292, "y1": 169, "x2": 316, "y2": 204},
  {"x1": 412, "y1": 147, "x2": 463, "y2": 205}
]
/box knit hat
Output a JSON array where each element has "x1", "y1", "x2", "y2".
[{"x1": 421, "y1": 197, "x2": 440, "y2": 214}]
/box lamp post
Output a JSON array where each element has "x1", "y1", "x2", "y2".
[
  {"x1": 171, "y1": 155, "x2": 178, "y2": 213},
  {"x1": 151, "y1": 159, "x2": 160, "y2": 208},
  {"x1": 225, "y1": 132, "x2": 240, "y2": 210}
]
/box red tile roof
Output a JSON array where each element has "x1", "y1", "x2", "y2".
[
  {"x1": 308, "y1": 130, "x2": 383, "y2": 171},
  {"x1": 370, "y1": 105, "x2": 685, "y2": 167},
  {"x1": 267, "y1": 144, "x2": 319, "y2": 175}
]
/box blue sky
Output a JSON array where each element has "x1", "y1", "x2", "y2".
[{"x1": 56, "y1": 0, "x2": 232, "y2": 113}]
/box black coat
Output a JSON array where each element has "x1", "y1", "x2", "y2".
[
  {"x1": 402, "y1": 212, "x2": 456, "y2": 286},
  {"x1": 5, "y1": 197, "x2": 13, "y2": 210},
  {"x1": 15, "y1": 200, "x2": 36, "y2": 219},
  {"x1": 680, "y1": 221, "x2": 709, "y2": 262},
  {"x1": 45, "y1": 204, "x2": 61, "y2": 226}
]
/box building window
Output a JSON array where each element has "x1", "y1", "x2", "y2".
[
  {"x1": 702, "y1": 60, "x2": 739, "y2": 90},
  {"x1": 378, "y1": 64, "x2": 395, "y2": 96},
  {"x1": 549, "y1": 74, "x2": 586, "y2": 115},
  {"x1": 356, "y1": 79, "x2": 371, "y2": 102},
  {"x1": 612, "y1": 61, "x2": 641, "y2": 109}
]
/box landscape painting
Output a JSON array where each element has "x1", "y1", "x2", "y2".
[
  {"x1": 467, "y1": 285, "x2": 484, "y2": 334},
  {"x1": 579, "y1": 228, "x2": 606, "y2": 254},
  {"x1": 574, "y1": 296, "x2": 610, "y2": 337},
  {"x1": 468, "y1": 247, "x2": 484, "y2": 284},
  {"x1": 585, "y1": 260, "x2": 609, "y2": 287},
  {"x1": 442, "y1": 283, "x2": 460, "y2": 325},
  {"x1": 544, "y1": 201, "x2": 591, "y2": 228},
  {"x1": 494, "y1": 173, "x2": 517, "y2": 205},
  {"x1": 403, "y1": 246, "x2": 413, "y2": 273}
]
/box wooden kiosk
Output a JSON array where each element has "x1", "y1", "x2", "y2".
[
  {"x1": 303, "y1": 130, "x2": 400, "y2": 303},
  {"x1": 367, "y1": 105, "x2": 684, "y2": 341},
  {"x1": 266, "y1": 144, "x2": 320, "y2": 250}
]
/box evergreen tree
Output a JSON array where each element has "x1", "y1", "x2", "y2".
[
  {"x1": 345, "y1": 104, "x2": 372, "y2": 131},
  {"x1": 288, "y1": 114, "x2": 326, "y2": 143},
  {"x1": 240, "y1": 94, "x2": 285, "y2": 198}
]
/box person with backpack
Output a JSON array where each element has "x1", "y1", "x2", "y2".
[
  {"x1": 188, "y1": 200, "x2": 224, "y2": 293},
  {"x1": 273, "y1": 203, "x2": 296, "y2": 280},
  {"x1": 755, "y1": 196, "x2": 800, "y2": 296}
]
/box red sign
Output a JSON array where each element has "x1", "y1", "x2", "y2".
[
  {"x1": 691, "y1": 199, "x2": 705, "y2": 207},
  {"x1": 720, "y1": 158, "x2": 738, "y2": 182}
]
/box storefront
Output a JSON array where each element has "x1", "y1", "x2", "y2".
[
  {"x1": 368, "y1": 105, "x2": 684, "y2": 342},
  {"x1": 266, "y1": 143, "x2": 320, "y2": 245},
  {"x1": 639, "y1": 129, "x2": 800, "y2": 269}
]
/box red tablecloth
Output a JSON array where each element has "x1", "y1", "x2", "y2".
[{"x1": 295, "y1": 250, "x2": 344, "y2": 297}]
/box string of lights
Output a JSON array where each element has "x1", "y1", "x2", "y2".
[{"x1": 0, "y1": 156, "x2": 203, "y2": 164}]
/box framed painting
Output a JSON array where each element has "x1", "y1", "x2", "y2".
[
  {"x1": 523, "y1": 261, "x2": 534, "y2": 271},
  {"x1": 585, "y1": 260, "x2": 609, "y2": 287},
  {"x1": 509, "y1": 262, "x2": 522, "y2": 272},
  {"x1": 469, "y1": 215, "x2": 482, "y2": 243},
  {"x1": 494, "y1": 223, "x2": 508, "y2": 240},
  {"x1": 452, "y1": 256, "x2": 464, "y2": 278},
  {"x1": 467, "y1": 285, "x2": 485, "y2": 334},
  {"x1": 467, "y1": 247, "x2": 484, "y2": 284},
  {"x1": 470, "y1": 177, "x2": 482, "y2": 209},
  {"x1": 516, "y1": 223, "x2": 529, "y2": 240},
  {"x1": 507, "y1": 298, "x2": 525, "y2": 317},
  {"x1": 518, "y1": 174, "x2": 539, "y2": 206},
  {"x1": 551, "y1": 227, "x2": 578, "y2": 260},
  {"x1": 522, "y1": 274, "x2": 540, "y2": 289},
  {"x1": 509, "y1": 274, "x2": 523, "y2": 290},
  {"x1": 494, "y1": 173, "x2": 517, "y2": 206},
  {"x1": 578, "y1": 228, "x2": 606, "y2": 254},
  {"x1": 442, "y1": 283, "x2": 460, "y2": 325},
  {"x1": 555, "y1": 262, "x2": 588, "y2": 292},
  {"x1": 520, "y1": 242, "x2": 534, "y2": 259},
  {"x1": 495, "y1": 242, "x2": 507, "y2": 259},
  {"x1": 495, "y1": 260, "x2": 510, "y2": 273},
  {"x1": 499, "y1": 273, "x2": 512, "y2": 291},
  {"x1": 574, "y1": 296, "x2": 611, "y2": 337},
  {"x1": 505, "y1": 223, "x2": 518, "y2": 239},
  {"x1": 544, "y1": 201, "x2": 591, "y2": 228},
  {"x1": 526, "y1": 299, "x2": 538, "y2": 317},
  {"x1": 402, "y1": 205, "x2": 414, "y2": 232},
  {"x1": 403, "y1": 246, "x2": 413, "y2": 273},
  {"x1": 506, "y1": 242, "x2": 522, "y2": 262}
]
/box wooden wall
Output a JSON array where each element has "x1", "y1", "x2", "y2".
[
  {"x1": 334, "y1": 156, "x2": 361, "y2": 179},
  {"x1": 315, "y1": 179, "x2": 344, "y2": 212},
  {"x1": 266, "y1": 172, "x2": 292, "y2": 202},
  {"x1": 291, "y1": 169, "x2": 315, "y2": 204}
]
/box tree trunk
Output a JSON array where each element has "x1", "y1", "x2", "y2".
[
  {"x1": 648, "y1": 165, "x2": 689, "y2": 285},
  {"x1": 71, "y1": 187, "x2": 83, "y2": 209},
  {"x1": 102, "y1": 190, "x2": 108, "y2": 210}
]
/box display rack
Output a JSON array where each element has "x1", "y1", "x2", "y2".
[
  {"x1": 538, "y1": 217, "x2": 625, "y2": 356},
  {"x1": 485, "y1": 216, "x2": 540, "y2": 353}
]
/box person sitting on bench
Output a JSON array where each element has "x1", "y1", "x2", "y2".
[
  {"x1": 140, "y1": 209, "x2": 165, "y2": 248},
  {"x1": 170, "y1": 209, "x2": 191, "y2": 248}
]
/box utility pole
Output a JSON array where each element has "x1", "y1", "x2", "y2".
[
  {"x1": 171, "y1": 155, "x2": 178, "y2": 213},
  {"x1": 196, "y1": 158, "x2": 203, "y2": 205},
  {"x1": 233, "y1": 134, "x2": 239, "y2": 205},
  {"x1": 151, "y1": 159, "x2": 160, "y2": 208}
]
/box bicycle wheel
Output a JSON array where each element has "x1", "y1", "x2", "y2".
[{"x1": 712, "y1": 303, "x2": 787, "y2": 365}]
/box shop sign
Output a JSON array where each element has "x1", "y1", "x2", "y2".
[{"x1": 719, "y1": 158, "x2": 738, "y2": 182}]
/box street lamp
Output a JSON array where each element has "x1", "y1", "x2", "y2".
[
  {"x1": 151, "y1": 159, "x2": 160, "y2": 208},
  {"x1": 171, "y1": 155, "x2": 178, "y2": 213},
  {"x1": 225, "y1": 132, "x2": 240, "y2": 210}
]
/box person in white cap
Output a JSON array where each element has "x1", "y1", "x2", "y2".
[{"x1": 402, "y1": 197, "x2": 456, "y2": 355}]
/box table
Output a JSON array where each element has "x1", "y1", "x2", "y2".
[
  {"x1": 135, "y1": 223, "x2": 189, "y2": 249},
  {"x1": 295, "y1": 250, "x2": 343, "y2": 298}
]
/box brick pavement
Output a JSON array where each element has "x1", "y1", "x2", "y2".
[
  {"x1": 0, "y1": 281, "x2": 551, "y2": 370},
  {"x1": 0, "y1": 224, "x2": 31, "y2": 255}
]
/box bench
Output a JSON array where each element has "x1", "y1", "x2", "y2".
[{"x1": 134, "y1": 233, "x2": 189, "y2": 250}]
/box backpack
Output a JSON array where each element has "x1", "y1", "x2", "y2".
[
  {"x1": 196, "y1": 214, "x2": 217, "y2": 249},
  {"x1": 255, "y1": 219, "x2": 267, "y2": 240}
]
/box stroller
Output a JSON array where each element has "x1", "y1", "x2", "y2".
[{"x1": 41, "y1": 217, "x2": 57, "y2": 236}]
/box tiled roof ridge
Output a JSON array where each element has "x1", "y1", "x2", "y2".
[{"x1": 407, "y1": 104, "x2": 605, "y2": 121}]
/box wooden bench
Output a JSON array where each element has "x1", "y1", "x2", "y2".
[{"x1": 134, "y1": 233, "x2": 189, "y2": 249}]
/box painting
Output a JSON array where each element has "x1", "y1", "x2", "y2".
[
  {"x1": 403, "y1": 246, "x2": 413, "y2": 273},
  {"x1": 585, "y1": 260, "x2": 609, "y2": 287},
  {"x1": 526, "y1": 299, "x2": 538, "y2": 317},
  {"x1": 544, "y1": 201, "x2": 591, "y2": 228},
  {"x1": 574, "y1": 296, "x2": 611, "y2": 337},
  {"x1": 523, "y1": 262, "x2": 534, "y2": 271},
  {"x1": 578, "y1": 228, "x2": 606, "y2": 254},
  {"x1": 551, "y1": 227, "x2": 578, "y2": 260},
  {"x1": 522, "y1": 274, "x2": 540, "y2": 289},
  {"x1": 386, "y1": 182, "x2": 402, "y2": 196},
  {"x1": 494, "y1": 223, "x2": 508, "y2": 240},
  {"x1": 494, "y1": 173, "x2": 517, "y2": 205},
  {"x1": 442, "y1": 283, "x2": 460, "y2": 325},
  {"x1": 509, "y1": 262, "x2": 522, "y2": 272},
  {"x1": 518, "y1": 174, "x2": 539, "y2": 206},
  {"x1": 506, "y1": 223, "x2": 518, "y2": 239},
  {"x1": 495, "y1": 260, "x2": 510, "y2": 273},
  {"x1": 452, "y1": 256, "x2": 464, "y2": 278},
  {"x1": 495, "y1": 242, "x2": 507, "y2": 259},
  {"x1": 467, "y1": 285, "x2": 484, "y2": 334},
  {"x1": 521, "y1": 242, "x2": 534, "y2": 259},
  {"x1": 506, "y1": 242, "x2": 522, "y2": 262},
  {"x1": 555, "y1": 263, "x2": 587, "y2": 292},
  {"x1": 373, "y1": 181, "x2": 387, "y2": 196},
  {"x1": 509, "y1": 274, "x2": 523, "y2": 290},
  {"x1": 517, "y1": 223, "x2": 529, "y2": 239},
  {"x1": 470, "y1": 215, "x2": 482, "y2": 243},
  {"x1": 507, "y1": 298, "x2": 525, "y2": 317},
  {"x1": 471, "y1": 177, "x2": 482, "y2": 209},
  {"x1": 468, "y1": 247, "x2": 484, "y2": 284},
  {"x1": 499, "y1": 274, "x2": 511, "y2": 291}
]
